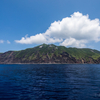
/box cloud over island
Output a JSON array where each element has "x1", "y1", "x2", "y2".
[{"x1": 15, "y1": 12, "x2": 100, "y2": 48}]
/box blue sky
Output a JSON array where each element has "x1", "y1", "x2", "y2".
[{"x1": 1, "y1": 0, "x2": 100, "y2": 52}]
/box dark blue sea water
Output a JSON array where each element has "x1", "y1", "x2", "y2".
[{"x1": 0, "y1": 64, "x2": 100, "y2": 100}]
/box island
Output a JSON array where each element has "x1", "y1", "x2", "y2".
[{"x1": 0, "y1": 44, "x2": 100, "y2": 64}]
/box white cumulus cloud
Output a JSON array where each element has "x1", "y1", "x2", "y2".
[
  {"x1": 60, "y1": 38, "x2": 87, "y2": 48},
  {"x1": 15, "y1": 33, "x2": 62, "y2": 44},
  {"x1": 15, "y1": 33, "x2": 46, "y2": 44},
  {"x1": 15, "y1": 12, "x2": 100, "y2": 48}
]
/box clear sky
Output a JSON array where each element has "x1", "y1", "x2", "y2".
[{"x1": 1, "y1": 0, "x2": 100, "y2": 52}]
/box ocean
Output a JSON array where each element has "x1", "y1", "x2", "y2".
[{"x1": 0, "y1": 64, "x2": 100, "y2": 100}]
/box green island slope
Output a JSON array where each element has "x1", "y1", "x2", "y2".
[{"x1": 0, "y1": 44, "x2": 100, "y2": 64}]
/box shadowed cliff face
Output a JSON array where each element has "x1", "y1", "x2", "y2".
[
  {"x1": 0, "y1": 51, "x2": 15, "y2": 64},
  {"x1": 0, "y1": 44, "x2": 100, "y2": 64}
]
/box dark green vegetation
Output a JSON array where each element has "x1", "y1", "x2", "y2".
[{"x1": 0, "y1": 44, "x2": 100, "y2": 64}]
